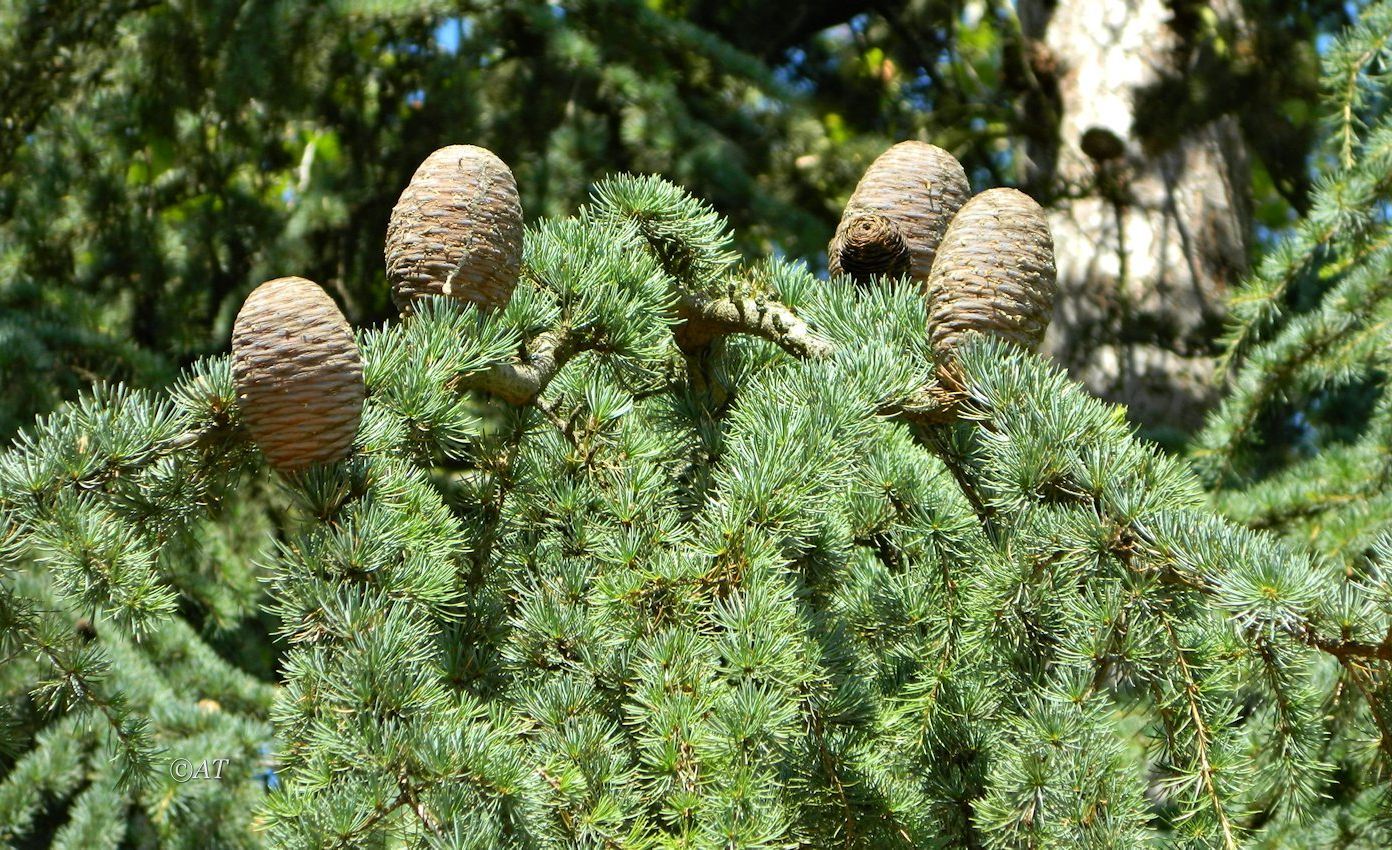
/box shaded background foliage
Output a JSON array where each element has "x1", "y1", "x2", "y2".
[{"x1": 0, "y1": 0, "x2": 1356, "y2": 440}]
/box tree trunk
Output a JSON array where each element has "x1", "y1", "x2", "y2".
[{"x1": 1018, "y1": 0, "x2": 1251, "y2": 435}]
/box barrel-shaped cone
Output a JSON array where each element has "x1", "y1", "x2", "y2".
[
  {"x1": 828, "y1": 141, "x2": 971, "y2": 285},
  {"x1": 232, "y1": 276, "x2": 364, "y2": 471},
  {"x1": 926, "y1": 188, "x2": 1056, "y2": 354},
  {"x1": 386, "y1": 144, "x2": 523, "y2": 313}
]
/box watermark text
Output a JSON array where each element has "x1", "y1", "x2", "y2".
[{"x1": 169, "y1": 757, "x2": 230, "y2": 782}]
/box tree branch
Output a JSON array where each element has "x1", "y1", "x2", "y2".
[
  {"x1": 457, "y1": 293, "x2": 835, "y2": 404},
  {"x1": 456, "y1": 329, "x2": 578, "y2": 405},
  {"x1": 140, "y1": 290, "x2": 1392, "y2": 675},
  {"x1": 1304, "y1": 628, "x2": 1392, "y2": 663},
  {"x1": 673, "y1": 293, "x2": 835, "y2": 359}
]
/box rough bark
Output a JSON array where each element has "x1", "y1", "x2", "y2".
[{"x1": 1018, "y1": 0, "x2": 1251, "y2": 433}]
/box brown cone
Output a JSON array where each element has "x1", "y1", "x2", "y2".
[
  {"x1": 386, "y1": 144, "x2": 523, "y2": 313},
  {"x1": 827, "y1": 213, "x2": 911, "y2": 284},
  {"x1": 926, "y1": 188, "x2": 1056, "y2": 354},
  {"x1": 232, "y1": 277, "x2": 364, "y2": 471},
  {"x1": 829, "y1": 141, "x2": 971, "y2": 285}
]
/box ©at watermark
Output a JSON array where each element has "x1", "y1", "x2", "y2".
[{"x1": 169, "y1": 757, "x2": 231, "y2": 782}]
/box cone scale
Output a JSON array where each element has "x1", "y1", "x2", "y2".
[{"x1": 827, "y1": 213, "x2": 911, "y2": 284}]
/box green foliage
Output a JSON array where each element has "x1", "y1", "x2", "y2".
[
  {"x1": 0, "y1": 0, "x2": 838, "y2": 441},
  {"x1": 3, "y1": 169, "x2": 1392, "y2": 848},
  {"x1": 588, "y1": 175, "x2": 738, "y2": 291},
  {"x1": 0, "y1": 0, "x2": 1350, "y2": 444},
  {"x1": 3, "y1": 3, "x2": 1392, "y2": 846},
  {"x1": 1197, "y1": 0, "x2": 1392, "y2": 565}
]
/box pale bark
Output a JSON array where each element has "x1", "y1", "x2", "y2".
[{"x1": 1018, "y1": 0, "x2": 1251, "y2": 432}]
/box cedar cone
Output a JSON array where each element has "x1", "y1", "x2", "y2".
[
  {"x1": 232, "y1": 277, "x2": 364, "y2": 471},
  {"x1": 386, "y1": 144, "x2": 523, "y2": 313},
  {"x1": 926, "y1": 188, "x2": 1056, "y2": 354},
  {"x1": 827, "y1": 213, "x2": 911, "y2": 284},
  {"x1": 828, "y1": 141, "x2": 971, "y2": 285}
]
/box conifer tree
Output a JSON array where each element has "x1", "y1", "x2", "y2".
[
  {"x1": 0, "y1": 0, "x2": 840, "y2": 442},
  {"x1": 1195, "y1": 0, "x2": 1392, "y2": 559},
  {"x1": 1178, "y1": 14, "x2": 1392, "y2": 842},
  {"x1": 5, "y1": 127, "x2": 1392, "y2": 849}
]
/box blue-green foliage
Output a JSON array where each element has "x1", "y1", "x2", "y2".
[
  {"x1": 1198, "y1": 0, "x2": 1392, "y2": 562},
  {"x1": 1171, "y1": 7, "x2": 1392, "y2": 845},
  {"x1": 4, "y1": 169, "x2": 1391, "y2": 848}
]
